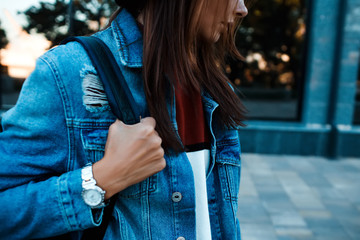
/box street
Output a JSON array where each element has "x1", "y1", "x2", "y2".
[{"x1": 238, "y1": 154, "x2": 360, "y2": 240}]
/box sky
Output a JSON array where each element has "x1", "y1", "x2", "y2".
[
  {"x1": 0, "y1": 0, "x2": 54, "y2": 78},
  {"x1": 0, "y1": 0, "x2": 54, "y2": 39}
]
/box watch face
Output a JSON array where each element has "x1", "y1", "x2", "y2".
[{"x1": 83, "y1": 189, "x2": 102, "y2": 206}]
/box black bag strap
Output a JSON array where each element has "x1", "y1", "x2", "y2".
[
  {"x1": 62, "y1": 36, "x2": 148, "y2": 124},
  {"x1": 61, "y1": 36, "x2": 148, "y2": 239}
]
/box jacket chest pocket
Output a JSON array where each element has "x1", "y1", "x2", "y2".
[
  {"x1": 81, "y1": 128, "x2": 157, "y2": 199},
  {"x1": 215, "y1": 139, "x2": 241, "y2": 202},
  {"x1": 81, "y1": 129, "x2": 108, "y2": 163}
]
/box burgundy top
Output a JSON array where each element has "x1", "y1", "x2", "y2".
[{"x1": 175, "y1": 85, "x2": 211, "y2": 152}]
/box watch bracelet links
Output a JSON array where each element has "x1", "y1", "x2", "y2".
[{"x1": 81, "y1": 164, "x2": 107, "y2": 208}]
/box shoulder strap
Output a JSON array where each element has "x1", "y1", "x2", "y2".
[
  {"x1": 62, "y1": 36, "x2": 147, "y2": 124},
  {"x1": 61, "y1": 36, "x2": 146, "y2": 239}
]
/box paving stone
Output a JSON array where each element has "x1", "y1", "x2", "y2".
[
  {"x1": 345, "y1": 159, "x2": 360, "y2": 170},
  {"x1": 318, "y1": 159, "x2": 345, "y2": 169},
  {"x1": 259, "y1": 188, "x2": 291, "y2": 203},
  {"x1": 345, "y1": 227, "x2": 360, "y2": 239},
  {"x1": 238, "y1": 195, "x2": 261, "y2": 204},
  {"x1": 262, "y1": 198, "x2": 297, "y2": 213},
  {"x1": 335, "y1": 186, "x2": 360, "y2": 204},
  {"x1": 250, "y1": 167, "x2": 274, "y2": 178},
  {"x1": 323, "y1": 172, "x2": 360, "y2": 189},
  {"x1": 237, "y1": 197, "x2": 271, "y2": 224},
  {"x1": 313, "y1": 187, "x2": 347, "y2": 201},
  {"x1": 240, "y1": 223, "x2": 278, "y2": 240},
  {"x1": 278, "y1": 237, "x2": 313, "y2": 240},
  {"x1": 304, "y1": 218, "x2": 341, "y2": 228},
  {"x1": 252, "y1": 175, "x2": 280, "y2": 186},
  {"x1": 337, "y1": 217, "x2": 360, "y2": 240},
  {"x1": 280, "y1": 187, "x2": 324, "y2": 210},
  {"x1": 315, "y1": 236, "x2": 350, "y2": 240},
  {"x1": 310, "y1": 226, "x2": 350, "y2": 239},
  {"x1": 288, "y1": 193, "x2": 325, "y2": 210},
  {"x1": 277, "y1": 236, "x2": 315, "y2": 240},
  {"x1": 322, "y1": 200, "x2": 359, "y2": 218},
  {"x1": 298, "y1": 173, "x2": 333, "y2": 188},
  {"x1": 339, "y1": 164, "x2": 360, "y2": 173},
  {"x1": 270, "y1": 211, "x2": 307, "y2": 227},
  {"x1": 238, "y1": 154, "x2": 360, "y2": 240},
  {"x1": 240, "y1": 175, "x2": 258, "y2": 197},
  {"x1": 240, "y1": 170, "x2": 251, "y2": 179},
  {"x1": 275, "y1": 227, "x2": 313, "y2": 238},
  {"x1": 245, "y1": 155, "x2": 270, "y2": 169},
  {"x1": 275, "y1": 172, "x2": 313, "y2": 193},
  {"x1": 356, "y1": 204, "x2": 360, "y2": 212},
  {"x1": 257, "y1": 187, "x2": 289, "y2": 197},
  {"x1": 299, "y1": 210, "x2": 332, "y2": 219},
  {"x1": 288, "y1": 159, "x2": 316, "y2": 173},
  {"x1": 277, "y1": 236, "x2": 297, "y2": 240},
  {"x1": 268, "y1": 160, "x2": 292, "y2": 171}
]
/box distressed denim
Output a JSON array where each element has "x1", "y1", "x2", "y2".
[{"x1": 0, "y1": 9, "x2": 242, "y2": 240}]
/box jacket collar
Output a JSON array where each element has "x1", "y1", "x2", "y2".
[{"x1": 111, "y1": 9, "x2": 143, "y2": 68}]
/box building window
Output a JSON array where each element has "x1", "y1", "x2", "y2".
[
  {"x1": 354, "y1": 57, "x2": 360, "y2": 125},
  {"x1": 228, "y1": 0, "x2": 308, "y2": 121}
]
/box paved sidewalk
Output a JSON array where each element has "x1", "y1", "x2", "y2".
[{"x1": 237, "y1": 154, "x2": 360, "y2": 240}]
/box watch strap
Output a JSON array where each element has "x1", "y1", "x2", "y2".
[{"x1": 81, "y1": 164, "x2": 106, "y2": 208}]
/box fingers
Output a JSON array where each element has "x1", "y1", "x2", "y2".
[
  {"x1": 156, "y1": 157, "x2": 167, "y2": 172},
  {"x1": 115, "y1": 117, "x2": 156, "y2": 128}
]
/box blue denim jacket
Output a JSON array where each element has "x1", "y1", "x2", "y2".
[{"x1": 0, "y1": 9, "x2": 242, "y2": 240}]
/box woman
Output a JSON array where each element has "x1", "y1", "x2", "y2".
[{"x1": 0, "y1": 0, "x2": 248, "y2": 239}]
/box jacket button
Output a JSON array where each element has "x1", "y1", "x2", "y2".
[
  {"x1": 177, "y1": 237, "x2": 185, "y2": 240},
  {"x1": 172, "y1": 192, "x2": 182, "y2": 202}
]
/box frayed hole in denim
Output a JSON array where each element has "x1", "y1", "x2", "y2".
[{"x1": 82, "y1": 73, "x2": 110, "y2": 112}]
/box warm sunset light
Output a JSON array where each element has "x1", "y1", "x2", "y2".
[{"x1": 1, "y1": 9, "x2": 50, "y2": 79}]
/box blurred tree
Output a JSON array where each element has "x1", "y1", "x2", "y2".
[
  {"x1": 0, "y1": 20, "x2": 9, "y2": 107},
  {"x1": 22, "y1": 0, "x2": 118, "y2": 47},
  {"x1": 0, "y1": 21, "x2": 8, "y2": 50}
]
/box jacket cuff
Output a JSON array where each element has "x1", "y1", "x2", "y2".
[{"x1": 58, "y1": 169, "x2": 104, "y2": 231}]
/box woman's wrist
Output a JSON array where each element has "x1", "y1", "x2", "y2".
[{"x1": 92, "y1": 159, "x2": 120, "y2": 200}]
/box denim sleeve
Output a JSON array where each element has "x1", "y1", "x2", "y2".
[{"x1": 0, "y1": 57, "x2": 102, "y2": 239}]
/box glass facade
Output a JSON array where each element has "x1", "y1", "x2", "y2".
[
  {"x1": 228, "y1": 0, "x2": 307, "y2": 120},
  {"x1": 354, "y1": 58, "x2": 360, "y2": 124}
]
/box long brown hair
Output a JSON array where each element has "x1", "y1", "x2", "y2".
[{"x1": 114, "y1": 0, "x2": 247, "y2": 153}]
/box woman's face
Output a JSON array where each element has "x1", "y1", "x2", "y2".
[{"x1": 198, "y1": 0, "x2": 248, "y2": 42}]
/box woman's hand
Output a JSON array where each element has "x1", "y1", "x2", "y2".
[{"x1": 92, "y1": 117, "x2": 165, "y2": 200}]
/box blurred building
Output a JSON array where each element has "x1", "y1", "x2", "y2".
[
  {"x1": 236, "y1": 0, "x2": 360, "y2": 158},
  {"x1": 0, "y1": 0, "x2": 359, "y2": 157},
  {"x1": 0, "y1": 9, "x2": 50, "y2": 111}
]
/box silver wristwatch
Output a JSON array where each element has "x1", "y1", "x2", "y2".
[{"x1": 81, "y1": 164, "x2": 106, "y2": 209}]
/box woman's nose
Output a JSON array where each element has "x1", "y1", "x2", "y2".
[{"x1": 235, "y1": 0, "x2": 248, "y2": 18}]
